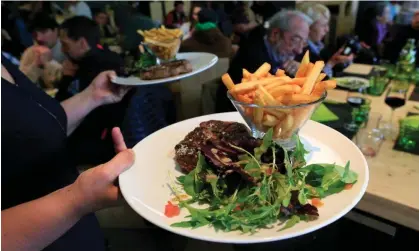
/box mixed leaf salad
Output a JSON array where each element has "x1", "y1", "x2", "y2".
[{"x1": 168, "y1": 129, "x2": 358, "y2": 233}]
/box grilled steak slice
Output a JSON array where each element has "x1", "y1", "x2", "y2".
[
  {"x1": 174, "y1": 120, "x2": 262, "y2": 183},
  {"x1": 140, "y1": 59, "x2": 192, "y2": 80},
  {"x1": 174, "y1": 127, "x2": 212, "y2": 172}
]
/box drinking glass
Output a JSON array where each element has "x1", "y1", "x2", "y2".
[
  {"x1": 384, "y1": 84, "x2": 407, "y2": 136},
  {"x1": 344, "y1": 87, "x2": 369, "y2": 131},
  {"x1": 368, "y1": 69, "x2": 388, "y2": 96}
]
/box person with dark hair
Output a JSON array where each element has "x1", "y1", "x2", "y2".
[
  {"x1": 180, "y1": 8, "x2": 233, "y2": 58},
  {"x1": 92, "y1": 7, "x2": 119, "y2": 40},
  {"x1": 56, "y1": 16, "x2": 131, "y2": 166},
  {"x1": 164, "y1": 1, "x2": 187, "y2": 28},
  {"x1": 30, "y1": 13, "x2": 66, "y2": 63},
  {"x1": 358, "y1": 2, "x2": 391, "y2": 54}
]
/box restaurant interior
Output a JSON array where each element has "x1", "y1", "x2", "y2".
[{"x1": 1, "y1": 1, "x2": 419, "y2": 251}]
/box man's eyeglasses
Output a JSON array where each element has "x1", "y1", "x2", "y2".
[{"x1": 290, "y1": 35, "x2": 308, "y2": 49}]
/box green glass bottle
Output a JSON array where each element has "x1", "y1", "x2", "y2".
[{"x1": 397, "y1": 39, "x2": 416, "y2": 80}]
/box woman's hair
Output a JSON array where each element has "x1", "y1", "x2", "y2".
[
  {"x1": 267, "y1": 10, "x2": 312, "y2": 32},
  {"x1": 296, "y1": 2, "x2": 330, "y2": 23}
]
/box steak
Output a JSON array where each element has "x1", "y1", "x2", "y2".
[
  {"x1": 174, "y1": 120, "x2": 261, "y2": 183},
  {"x1": 140, "y1": 59, "x2": 192, "y2": 80}
]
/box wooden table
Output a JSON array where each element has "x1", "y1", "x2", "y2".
[{"x1": 327, "y1": 84, "x2": 419, "y2": 231}]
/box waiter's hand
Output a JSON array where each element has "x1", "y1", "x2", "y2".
[{"x1": 86, "y1": 71, "x2": 131, "y2": 107}]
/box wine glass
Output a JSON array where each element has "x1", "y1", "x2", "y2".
[
  {"x1": 344, "y1": 86, "x2": 369, "y2": 131},
  {"x1": 383, "y1": 83, "x2": 407, "y2": 137}
]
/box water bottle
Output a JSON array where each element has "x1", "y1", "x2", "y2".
[{"x1": 397, "y1": 38, "x2": 416, "y2": 80}]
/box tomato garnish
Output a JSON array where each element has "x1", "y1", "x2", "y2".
[
  {"x1": 164, "y1": 201, "x2": 180, "y2": 218},
  {"x1": 311, "y1": 198, "x2": 324, "y2": 207},
  {"x1": 344, "y1": 183, "x2": 354, "y2": 190}
]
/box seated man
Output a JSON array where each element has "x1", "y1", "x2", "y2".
[
  {"x1": 180, "y1": 8, "x2": 233, "y2": 58},
  {"x1": 56, "y1": 16, "x2": 131, "y2": 165},
  {"x1": 216, "y1": 10, "x2": 312, "y2": 113}
]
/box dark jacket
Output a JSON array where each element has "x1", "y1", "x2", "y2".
[
  {"x1": 216, "y1": 25, "x2": 272, "y2": 113},
  {"x1": 180, "y1": 28, "x2": 233, "y2": 58},
  {"x1": 384, "y1": 24, "x2": 419, "y2": 67},
  {"x1": 56, "y1": 47, "x2": 132, "y2": 165}
]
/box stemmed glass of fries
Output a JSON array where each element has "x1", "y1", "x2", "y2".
[
  {"x1": 222, "y1": 52, "x2": 337, "y2": 149},
  {"x1": 138, "y1": 26, "x2": 183, "y2": 61}
]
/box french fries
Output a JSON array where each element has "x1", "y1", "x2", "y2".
[
  {"x1": 220, "y1": 51, "x2": 337, "y2": 140},
  {"x1": 138, "y1": 26, "x2": 182, "y2": 60}
]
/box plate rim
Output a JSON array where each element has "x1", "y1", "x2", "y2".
[
  {"x1": 112, "y1": 52, "x2": 218, "y2": 86},
  {"x1": 119, "y1": 112, "x2": 369, "y2": 244},
  {"x1": 335, "y1": 76, "x2": 370, "y2": 88}
]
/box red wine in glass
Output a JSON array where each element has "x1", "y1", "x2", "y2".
[{"x1": 385, "y1": 97, "x2": 405, "y2": 109}]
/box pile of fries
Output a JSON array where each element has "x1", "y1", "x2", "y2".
[
  {"x1": 137, "y1": 26, "x2": 183, "y2": 60},
  {"x1": 222, "y1": 51, "x2": 337, "y2": 139}
]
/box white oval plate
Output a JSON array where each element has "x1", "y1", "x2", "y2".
[
  {"x1": 119, "y1": 112, "x2": 369, "y2": 244},
  {"x1": 112, "y1": 52, "x2": 218, "y2": 86},
  {"x1": 335, "y1": 76, "x2": 370, "y2": 89}
]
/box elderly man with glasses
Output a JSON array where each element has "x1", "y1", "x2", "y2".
[{"x1": 216, "y1": 10, "x2": 312, "y2": 113}]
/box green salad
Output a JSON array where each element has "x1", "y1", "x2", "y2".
[{"x1": 169, "y1": 129, "x2": 358, "y2": 233}]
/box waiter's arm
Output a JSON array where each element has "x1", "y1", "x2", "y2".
[{"x1": 2, "y1": 148, "x2": 133, "y2": 251}]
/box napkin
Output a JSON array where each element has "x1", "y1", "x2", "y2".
[
  {"x1": 311, "y1": 104, "x2": 339, "y2": 122},
  {"x1": 400, "y1": 115, "x2": 419, "y2": 128}
]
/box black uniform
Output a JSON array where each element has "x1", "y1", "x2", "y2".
[{"x1": 1, "y1": 55, "x2": 105, "y2": 250}]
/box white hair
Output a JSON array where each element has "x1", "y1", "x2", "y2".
[
  {"x1": 297, "y1": 3, "x2": 331, "y2": 23},
  {"x1": 265, "y1": 10, "x2": 313, "y2": 31}
]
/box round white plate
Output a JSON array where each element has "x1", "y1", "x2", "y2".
[
  {"x1": 335, "y1": 76, "x2": 370, "y2": 89},
  {"x1": 119, "y1": 112, "x2": 369, "y2": 244},
  {"x1": 112, "y1": 52, "x2": 218, "y2": 86}
]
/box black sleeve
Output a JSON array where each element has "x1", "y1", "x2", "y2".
[{"x1": 55, "y1": 75, "x2": 75, "y2": 102}]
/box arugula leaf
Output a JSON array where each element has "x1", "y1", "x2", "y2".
[
  {"x1": 244, "y1": 160, "x2": 262, "y2": 178},
  {"x1": 171, "y1": 221, "x2": 205, "y2": 228},
  {"x1": 254, "y1": 128, "x2": 273, "y2": 160},
  {"x1": 303, "y1": 164, "x2": 326, "y2": 187},
  {"x1": 298, "y1": 186, "x2": 308, "y2": 205},
  {"x1": 206, "y1": 174, "x2": 220, "y2": 198},
  {"x1": 283, "y1": 150, "x2": 293, "y2": 182},
  {"x1": 176, "y1": 175, "x2": 186, "y2": 185},
  {"x1": 291, "y1": 135, "x2": 309, "y2": 167},
  {"x1": 280, "y1": 215, "x2": 301, "y2": 231},
  {"x1": 336, "y1": 161, "x2": 358, "y2": 184},
  {"x1": 274, "y1": 173, "x2": 292, "y2": 207},
  {"x1": 183, "y1": 153, "x2": 206, "y2": 196},
  {"x1": 321, "y1": 168, "x2": 341, "y2": 190}
]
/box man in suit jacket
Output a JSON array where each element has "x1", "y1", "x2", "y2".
[{"x1": 216, "y1": 10, "x2": 312, "y2": 113}]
